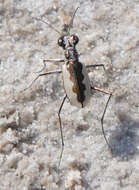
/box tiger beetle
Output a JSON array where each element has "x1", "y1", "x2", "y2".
[{"x1": 24, "y1": 7, "x2": 112, "y2": 170}]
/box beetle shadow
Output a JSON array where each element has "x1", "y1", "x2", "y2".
[{"x1": 109, "y1": 111, "x2": 139, "y2": 160}]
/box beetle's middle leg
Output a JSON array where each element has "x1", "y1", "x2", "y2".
[{"x1": 36, "y1": 59, "x2": 65, "y2": 73}]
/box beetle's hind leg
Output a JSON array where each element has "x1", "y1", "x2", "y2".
[
  {"x1": 91, "y1": 86, "x2": 112, "y2": 150},
  {"x1": 57, "y1": 95, "x2": 67, "y2": 171},
  {"x1": 86, "y1": 64, "x2": 105, "y2": 71}
]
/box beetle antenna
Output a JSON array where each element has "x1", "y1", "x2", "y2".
[
  {"x1": 32, "y1": 17, "x2": 61, "y2": 35},
  {"x1": 69, "y1": 6, "x2": 80, "y2": 30},
  {"x1": 61, "y1": 6, "x2": 80, "y2": 35}
]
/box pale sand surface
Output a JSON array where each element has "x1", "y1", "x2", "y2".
[{"x1": 0, "y1": 0, "x2": 139, "y2": 189}]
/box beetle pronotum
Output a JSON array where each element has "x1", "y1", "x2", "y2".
[{"x1": 24, "y1": 7, "x2": 112, "y2": 170}]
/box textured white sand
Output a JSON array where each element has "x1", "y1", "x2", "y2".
[{"x1": 0, "y1": 0, "x2": 139, "y2": 189}]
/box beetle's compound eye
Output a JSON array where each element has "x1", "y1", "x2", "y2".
[
  {"x1": 71, "y1": 35, "x2": 79, "y2": 45},
  {"x1": 58, "y1": 36, "x2": 65, "y2": 49}
]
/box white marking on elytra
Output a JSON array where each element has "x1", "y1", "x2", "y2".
[
  {"x1": 23, "y1": 7, "x2": 113, "y2": 171},
  {"x1": 80, "y1": 63, "x2": 92, "y2": 107},
  {"x1": 62, "y1": 63, "x2": 81, "y2": 107}
]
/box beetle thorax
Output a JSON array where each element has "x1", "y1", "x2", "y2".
[{"x1": 65, "y1": 47, "x2": 78, "y2": 61}]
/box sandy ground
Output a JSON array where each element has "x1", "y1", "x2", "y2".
[{"x1": 0, "y1": 0, "x2": 139, "y2": 189}]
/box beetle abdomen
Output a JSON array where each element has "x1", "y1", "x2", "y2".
[{"x1": 62, "y1": 61, "x2": 91, "y2": 108}]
